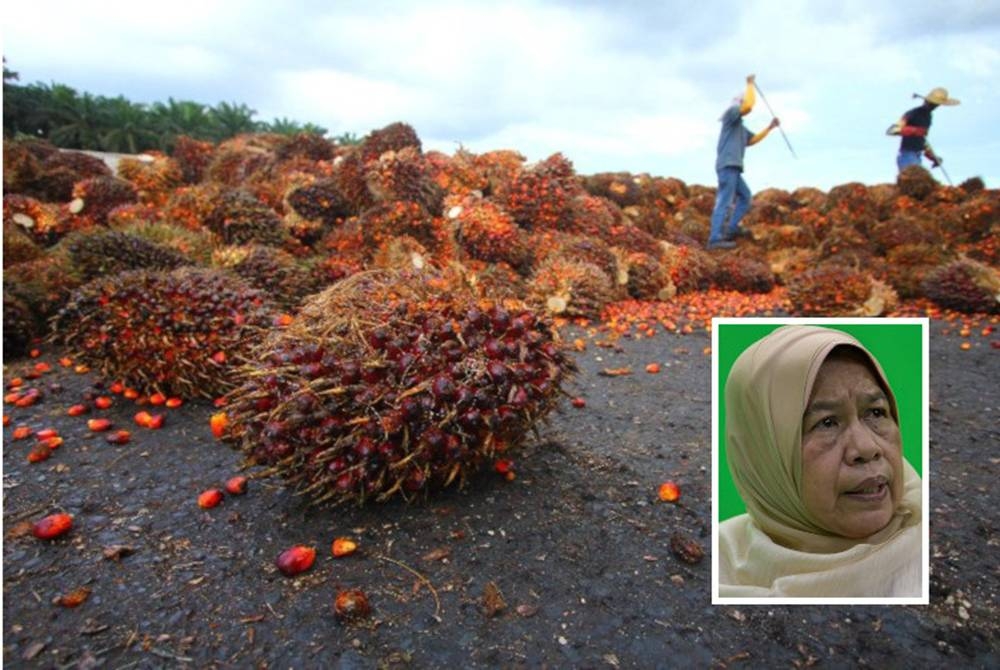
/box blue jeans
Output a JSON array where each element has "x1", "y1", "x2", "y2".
[
  {"x1": 709, "y1": 167, "x2": 751, "y2": 243},
  {"x1": 897, "y1": 150, "x2": 922, "y2": 171}
]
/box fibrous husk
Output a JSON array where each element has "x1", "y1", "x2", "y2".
[
  {"x1": 223, "y1": 269, "x2": 575, "y2": 506},
  {"x1": 710, "y1": 253, "x2": 776, "y2": 294},
  {"x1": 897, "y1": 165, "x2": 938, "y2": 201},
  {"x1": 50, "y1": 267, "x2": 276, "y2": 397}
]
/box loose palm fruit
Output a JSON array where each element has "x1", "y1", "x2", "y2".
[
  {"x1": 276, "y1": 545, "x2": 316, "y2": 576},
  {"x1": 658, "y1": 481, "x2": 680, "y2": 502},
  {"x1": 87, "y1": 418, "x2": 112, "y2": 432},
  {"x1": 33, "y1": 513, "x2": 73, "y2": 539},
  {"x1": 225, "y1": 476, "x2": 248, "y2": 495},
  {"x1": 334, "y1": 589, "x2": 371, "y2": 622},
  {"x1": 331, "y1": 537, "x2": 358, "y2": 558},
  {"x1": 197, "y1": 489, "x2": 223, "y2": 509}
]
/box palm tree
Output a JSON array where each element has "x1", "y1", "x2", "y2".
[
  {"x1": 207, "y1": 101, "x2": 261, "y2": 141},
  {"x1": 46, "y1": 85, "x2": 106, "y2": 149},
  {"x1": 301, "y1": 122, "x2": 329, "y2": 137},
  {"x1": 265, "y1": 117, "x2": 305, "y2": 135},
  {"x1": 101, "y1": 96, "x2": 158, "y2": 154},
  {"x1": 149, "y1": 97, "x2": 212, "y2": 149}
]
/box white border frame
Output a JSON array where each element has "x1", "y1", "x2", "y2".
[{"x1": 711, "y1": 317, "x2": 930, "y2": 605}]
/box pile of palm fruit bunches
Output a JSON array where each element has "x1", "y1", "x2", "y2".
[{"x1": 3, "y1": 123, "x2": 997, "y2": 504}]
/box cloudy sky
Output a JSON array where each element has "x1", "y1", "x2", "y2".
[{"x1": 5, "y1": 1, "x2": 999, "y2": 191}]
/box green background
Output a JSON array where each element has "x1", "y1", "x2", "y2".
[{"x1": 717, "y1": 321, "x2": 925, "y2": 522}]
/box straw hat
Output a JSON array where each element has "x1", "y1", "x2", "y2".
[{"x1": 922, "y1": 87, "x2": 960, "y2": 106}]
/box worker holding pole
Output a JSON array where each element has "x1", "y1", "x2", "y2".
[
  {"x1": 707, "y1": 74, "x2": 781, "y2": 250},
  {"x1": 887, "y1": 87, "x2": 959, "y2": 176}
]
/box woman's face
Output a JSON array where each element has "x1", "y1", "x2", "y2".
[{"x1": 800, "y1": 351, "x2": 903, "y2": 538}]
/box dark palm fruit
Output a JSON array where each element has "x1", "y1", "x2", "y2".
[
  {"x1": 203, "y1": 188, "x2": 286, "y2": 246},
  {"x1": 65, "y1": 229, "x2": 191, "y2": 281},
  {"x1": 69, "y1": 176, "x2": 139, "y2": 225},
  {"x1": 50, "y1": 267, "x2": 275, "y2": 397},
  {"x1": 223, "y1": 270, "x2": 576, "y2": 506}
]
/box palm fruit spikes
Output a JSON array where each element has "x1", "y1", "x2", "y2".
[
  {"x1": 64, "y1": 229, "x2": 192, "y2": 281},
  {"x1": 222, "y1": 269, "x2": 576, "y2": 506},
  {"x1": 50, "y1": 267, "x2": 275, "y2": 398}
]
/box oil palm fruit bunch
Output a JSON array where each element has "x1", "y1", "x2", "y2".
[
  {"x1": 358, "y1": 201, "x2": 438, "y2": 252},
  {"x1": 498, "y1": 153, "x2": 581, "y2": 231},
  {"x1": 785, "y1": 264, "x2": 874, "y2": 316},
  {"x1": 921, "y1": 258, "x2": 1000, "y2": 314},
  {"x1": 203, "y1": 188, "x2": 287, "y2": 246},
  {"x1": 68, "y1": 176, "x2": 139, "y2": 226},
  {"x1": 51, "y1": 267, "x2": 275, "y2": 398},
  {"x1": 450, "y1": 198, "x2": 533, "y2": 273},
  {"x1": 3, "y1": 289, "x2": 41, "y2": 359},
  {"x1": 365, "y1": 146, "x2": 443, "y2": 213},
  {"x1": 581, "y1": 172, "x2": 642, "y2": 208},
  {"x1": 215, "y1": 244, "x2": 324, "y2": 310},
  {"x1": 620, "y1": 251, "x2": 672, "y2": 300},
  {"x1": 274, "y1": 132, "x2": 336, "y2": 162},
  {"x1": 371, "y1": 235, "x2": 434, "y2": 273},
  {"x1": 171, "y1": 135, "x2": 217, "y2": 184},
  {"x1": 161, "y1": 184, "x2": 222, "y2": 231},
  {"x1": 527, "y1": 257, "x2": 615, "y2": 318},
  {"x1": 710, "y1": 253, "x2": 775, "y2": 295},
  {"x1": 3, "y1": 220, "x2": 45, "y2": 267},
  {"x1": 951, "y1": 192, "x2": 1000, "y2": 244},
  {"x1": 532, "y1": 231, "x2": 619, "y2": 283},
  {"x1": 659, "y1": 243, "x2": 716, "y2": 294},
  {"x1": 204, "y1": 145, "x2": 272, "y2": 186},
  {"x1": 222, "y1": 269, "x2": 575, "y2": 506},
  {"x1": 285, "y1": 179, "x2": 353, "y2": 226},
  {"x1": 896, "y1": 165, "x2": 938, "y2": 201},
  {"x1": 3, "y1": 138, "x2": 45, "y2": 194},
  {"x1": 603, "y1": 224, "x2": 663, "y2": 257},
  {"x1": 4, "y1": 256, "x2": 83, "y2": 325},
  {"x1": 64, "y1": 229, "x2": 192, "y2": 281},
  {"x1": 566, "y1": 194, "x2": 623, "y2": 239},
  {"x1": 110, "y1": 218, "x2": 216, "y2": 265},
  {"x1": 4, "y1": 194, "x2": 68, "y2": 246},
  {"x1": 117, "y1": 153, "x2": 185, "y2": 207}
]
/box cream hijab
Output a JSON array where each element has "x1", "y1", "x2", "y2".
[{"x1": 719, "y1": 325, "x2": 922, "y2": 597}]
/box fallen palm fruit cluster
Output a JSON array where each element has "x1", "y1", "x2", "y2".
[
  {"x1": 49, "y1": 267, "x2": 276, "y2": 398},
  {"x1": 4, "y1": 127, "x2": 998, "y2": 364},
  {"x1": 219, "y1": 269, "x2": 576, "y2": 505}
]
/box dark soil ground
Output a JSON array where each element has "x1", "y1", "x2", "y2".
[{"x1": 3, "y1": 319, "x2": 999, "y2": 668}]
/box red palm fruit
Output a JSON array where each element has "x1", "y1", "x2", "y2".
[
  {"x1": 56, "y1": 586, "x2": 91, "y2": 608},
  {"x1": 334, "y1": 589, "x2": 371, "y2": 622},
  {"x1": 34, "y1": 361, "x2": 51, "y2": 374},
  {"x1": 134, "y1": 411, "x2": 153, "y2": 427},
  {"x1": 13, "y1": 426, "x2": 33, "y2": 440},
  {"x1": 494, "y1": 458, "x2": 515, "y2": 475},
  {"x1": 94, "y1": 396, "x2": 113, "y2": 409},
  {"x1": 123, "y1": 388, "x2": 139, "y2": 400},
  {"x1": 147, "y1": 414, "x2": 165, "y2": 429},
  {"x1": 28, "y1": 445, "x2": 52, "y2": 462},
  {"x1": 74, "y1": 365, "x2": 90, "y2": 374},
  {"x1": 225, "y1": 475, "x2": 248, "y2": 495},
  {"x1": 87, "y1": 418, "x2": 112, "y2": 432},
  {"x1": 645, "y1": 363, "x2": 661, "y2": 374},
  {"x1": 15, "y1": 392, "x2": 40, "y2": 407},
  {"x1": 165, "y1": 397, "x2": 183, "y2": 408},
  {"x1": 571, "y1": 397, "x2": 586, "y2": 408},
  {"x1": 40, "y1": 436, "x2": 64, "y2": 450},
  {"x1": 658, "y1": 481, "x2": 681, "y2": 502},
  {"x1": 2, "y1": 414, "x2": 10, "y2": 426},
  {"x1": 110, "y1": 382, "x2": 125, "y2": 394},
  {"x1": 5, "y1": 391, "x2": 22, "y2": 403},
  {"x1": 33, "y1": 513, "x2": 73, "y2": 539},
  {"x1": 197, "y1": 489, "x2": 223, "y2": 509},
  {"x1": 210, "y1": 412, "x2": 228, "y2": 438},
  {"x1": 105, "y1": 429, "x2": 131, "y2": 445},
  {"x1": 36, "y1": 428, "x2": 59, "y2": 440},
  {"x1": 8, "y1": 378, "x2": 24, "y2": 388},
  {"x1": 29, "y1": 348, "x2": 41, "y2": 358},
  {"x1": 67, "y1": 404, "x2": 89, "y2": 416},
  {"x1": 331, "y1": 537, "x2": 358, "y2": 558},
  {"x1": 276, "y1": 545, "x2": 316, "y2": 576},
  {"x1": 211, "y1": 351, "x2": 227, "y2": 364},
  {"x1": 59, "y1": 357, "x2": 73, "y2": 367},
  {"x1": 149, "y1": 393, "x2": 166, "y2": 406}
]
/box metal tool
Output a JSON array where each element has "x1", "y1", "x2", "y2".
[{"x1": 753, "y1": 82, "x2": 797, "y2": 158}]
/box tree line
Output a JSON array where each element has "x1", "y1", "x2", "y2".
[{"x1": 2, "y1": 60, "x2": 360, "y2": 154}]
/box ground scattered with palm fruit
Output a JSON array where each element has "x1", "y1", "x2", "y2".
[{"x1": 3, "y1": 123, "x2": 1000, "y2": 666}]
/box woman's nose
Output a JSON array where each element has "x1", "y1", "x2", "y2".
[{"x1": 845, "y1": 420, "x2": 882, "y2": 464}]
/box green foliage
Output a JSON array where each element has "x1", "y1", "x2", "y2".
[{"x1": 2, "y1": 62, "x2": 347, "y2": 154}]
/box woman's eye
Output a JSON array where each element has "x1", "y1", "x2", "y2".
[
  {"x1": 815, "y1": 416, "x2": 838, "y2": 430},
  {"x1": 868, "y1": 407, "x2": 888, "y2": 418}
]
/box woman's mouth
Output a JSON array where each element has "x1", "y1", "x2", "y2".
[{"x1": 843, "y1": 476, "x2": 889, "y2": 501}]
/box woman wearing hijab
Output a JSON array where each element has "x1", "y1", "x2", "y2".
[{"x1": 719, "y1": 325, "x2": 923, "y2": 597}]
